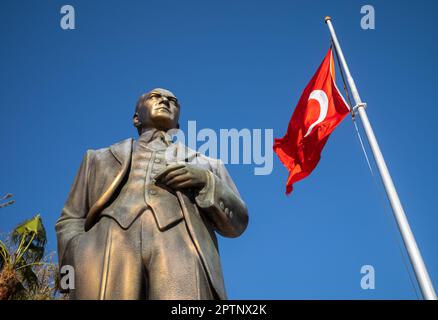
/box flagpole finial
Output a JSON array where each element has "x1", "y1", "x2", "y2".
[{"x1": 324, "y1": 16, "x2": 332, "y2": 23}]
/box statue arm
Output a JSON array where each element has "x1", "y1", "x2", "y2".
[
  {"x1": 195, "y1": 160, "x2": 249, "y2": 238},
  {"x1": 55, "y1": 150, "x2": 94, "y2": 267}
]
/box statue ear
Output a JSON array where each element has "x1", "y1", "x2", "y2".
[{"x1": 133, "y1": 113, "x2": 141, "y2": 128}]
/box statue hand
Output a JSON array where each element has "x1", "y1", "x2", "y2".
[{"x1": 154, "y1": 163, "x2": 208, "y2": 191}]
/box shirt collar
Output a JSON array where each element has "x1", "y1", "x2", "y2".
[{"x1": 137, "y1": 128, "x2": 173, "y2": 148}]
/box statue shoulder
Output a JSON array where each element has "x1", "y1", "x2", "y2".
[
  {"x1": 84, "y1": 137, "x2": 134, "y2": 162},
  {"x1": 108, "y1": 137, "x2": 133, "y2": 151}
]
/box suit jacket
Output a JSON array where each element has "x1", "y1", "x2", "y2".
[{"x1": 55, "y1": 138, "x2": 249, "y2": 299}]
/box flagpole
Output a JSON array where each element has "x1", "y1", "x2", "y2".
[{"x1": 324, "y1": 16, "x2": 437, "y2": 300}]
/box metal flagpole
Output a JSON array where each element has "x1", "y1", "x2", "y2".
[{"x1": 324, "y1": 16, "x2": 437, "y2": 300}]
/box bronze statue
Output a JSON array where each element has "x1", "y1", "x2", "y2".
[{"x1": 55, "y1": 88, "x2": 249, "y2": 299}]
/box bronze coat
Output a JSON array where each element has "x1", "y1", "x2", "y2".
[{"x1": 56, "y1": 138, "x2": 249, "y2": 299}]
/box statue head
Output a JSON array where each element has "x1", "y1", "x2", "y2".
[{"x1": 133, "y1": 88, "x2": 180, "y2": 135}]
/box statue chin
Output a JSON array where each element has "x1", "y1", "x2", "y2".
[{"x1": 149, "y1": 117, "x2": 175, "y2": 132}]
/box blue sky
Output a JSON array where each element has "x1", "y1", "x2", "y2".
[{"x1": 1, "y1": 0, "x2": 437, "y2": 299}]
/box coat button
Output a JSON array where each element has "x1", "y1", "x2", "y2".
[
  {"x1": 150, "y1": 190, "x2": 157, "y2": 195},
  {"x1": 154, "y1": 158, "x2": 161, "y2": 163},
  {"x1": 228, "y1": 210, "x2": 233, "y2": 219},
  {"x1": 219, "y1": 201, "x2": 225, "y2": 209}
]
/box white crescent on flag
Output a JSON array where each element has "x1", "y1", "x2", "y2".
[{"x1": 304, "y1": 89, "x2": 328, "y2": 138}]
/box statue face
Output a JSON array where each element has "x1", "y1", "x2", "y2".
[{"x1": 134, "y1": 88, "x2": 180, "y2": 133}]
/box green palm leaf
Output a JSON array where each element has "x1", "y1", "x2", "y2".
[{"x1": 12, "y1": 214, "x2": 47, "y2": 263}]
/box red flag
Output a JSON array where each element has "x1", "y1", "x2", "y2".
[{"x1": 274, "y1": 48, "x2": 350, "y2": 194}]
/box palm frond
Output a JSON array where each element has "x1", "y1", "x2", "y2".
[
  {"x1": 11, "y1": 214, "x2": 47, "y2": 263},
  {"x1": 0, "y1": 240, "x2": 11, "y2": 270}
]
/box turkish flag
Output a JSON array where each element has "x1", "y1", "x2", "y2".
[{"x1": 274, "y1": 48, "x2": 350, "y2": 194}]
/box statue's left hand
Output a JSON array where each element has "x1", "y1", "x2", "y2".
[{"x1": 154, "y1": 163, "x2": 208, "y2": 191}]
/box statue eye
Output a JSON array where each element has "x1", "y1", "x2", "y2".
[{"x1": 168, "y1": 97, "x2": 178, "y2": 105}]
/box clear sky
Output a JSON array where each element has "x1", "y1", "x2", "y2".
[{"x1": 1, "y1": 0, "x2": 437, "y2": 299}]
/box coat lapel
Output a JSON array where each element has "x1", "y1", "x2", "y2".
[{"x1": 85, "y1": 138, "x2": 133, "y2": 231}]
